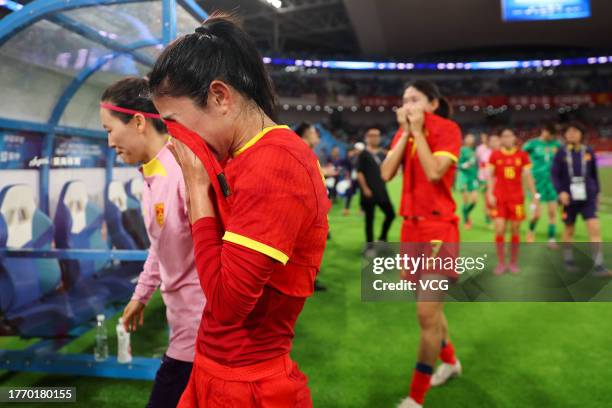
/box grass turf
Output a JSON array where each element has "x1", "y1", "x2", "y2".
[{"x1": 1, "y1": 168, "x2": 612, "y2": 407}]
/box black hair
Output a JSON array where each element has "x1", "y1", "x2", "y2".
[
  {"x1": 406, "y1": 80, "x2": 452, "y2": 119},
  {"x1": 563, "y1": 121, "x2": 586, "y2": 136},
  {"x1": 148, "y1": 11, "x2": 277, "y2": 121},
  {"x1": 295, "y1": 122, "x2": 314, "y2": 138},
  {"x1": 101, "y1": 77, "x2": 166, "y2": 134},
  {"x1": 542, "y1": 122, "x2": 557, "y2": 135}
]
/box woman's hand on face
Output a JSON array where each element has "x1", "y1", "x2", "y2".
[
  {"x1": 395, "y1": 106, "x2": 409, "y2": 129},
  {"x1": 168, "y1": 138, "x2": 216, "y2": 222},
  {"x1": 168, "y1": 138, "x2": 210, "y2": 187},
  {"x1": 407, "y1": 108, "x2": 425, "y2": 137}
]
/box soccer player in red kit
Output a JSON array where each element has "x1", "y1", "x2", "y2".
[
  {"x1": 487, "y1": 128, "x2": 539, "y2": 275},
  {"x1": 148, "y1": 13, "x2": 330, "y2": 407},
  {"x1": 381, "y1": 81, "x2": 462, "y2": 408}
]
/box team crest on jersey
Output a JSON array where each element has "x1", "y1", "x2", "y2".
[
  {"x1": 154, "y1": 203, "x2": 165, "y2": 227},
  {"x1": 515, "y1": 158, "x2": 521, "y2": 165}
]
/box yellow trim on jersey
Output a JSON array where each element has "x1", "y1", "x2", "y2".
[
  {"x1": 523, "y1": 163, "x2": 533, "y2": 169},
  {"x1": 223, "y1": 231, "x2": 289, "y2": 265},
  {"x1": 142, "y1": 158, "x2": 167, "y2": 177},
  {"x1": 501, "y1": 147, "x2": 517, "y2": 155},
  {"x1": 233, "y1": 125, "x2": 290, "y2": 157},
  {"x1": 433, "y1": 151, "x2": 458, "y2": 162}
]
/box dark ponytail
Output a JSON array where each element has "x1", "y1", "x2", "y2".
[
  {"x1": 101, "y1": 77, "x2": 166, "y2": 133},
  {"x1": 148, "y1": 11, "x2": 278, "y2": 121},
  {"x1": 407, "y1": 80, "x2": 452, "y2": 119},
  {"x1": 294, "y1": 122, "x2": 314, "y2": 138}
]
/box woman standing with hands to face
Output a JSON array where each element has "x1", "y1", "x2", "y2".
[
  {"x1": 381, "y1": 81, "x2": 463, "y2": 408},
  {"x1": 148, "y1": 12, "x2": 330, "y2": 407}
]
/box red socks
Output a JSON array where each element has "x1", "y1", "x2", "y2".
[
  {"x1": 495, "y1": 234, "x2": 505, "y2": 264},
  {"x1": 408, "y1": 344, "x2": 458, "y2": 404},
  {"x1": 409, "y1": 367, "x2": 432, "y2": 405},
  {"x1": 510, "y1": 234, "x2": 520, "y2": 264},
  {"x1": 440, "y1": 341, "x2": 457, "y2": 365}
]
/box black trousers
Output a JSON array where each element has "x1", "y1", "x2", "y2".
[
  {"x1": 146, "y1": 354, "x2": 193, "y2": 408},
  {"x1": 362, "y1": 198, "x2": 395, "y2": 243}
]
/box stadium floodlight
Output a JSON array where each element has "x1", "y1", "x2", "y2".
[
  {"x1": 264, "y1": 0, "x2": 282, "y2": 9},
  {"x1": 261, "y1": 54, "x2": 611, "y2": 71}
]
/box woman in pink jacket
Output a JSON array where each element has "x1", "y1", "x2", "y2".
[{"x1": 100, "y1": 77, "x2": 205, "y2": 408}]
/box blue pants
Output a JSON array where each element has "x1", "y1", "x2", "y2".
[
  {"x1": 146, "y1": 354, "x2": 193, "y2": 408},
  {"x1": 562, "y1": 200, "x2": 597, "y2": 225}
]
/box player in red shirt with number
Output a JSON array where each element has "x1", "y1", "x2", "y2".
[
  {"x1": 382, "y1": 81, "x2": 462, "y2": 408},
  {"x1": 148, "y1": 13, "x2": 330, "y2": 407},
  {"x1": 487, "y1": 128, "x2": 539, "y2": 275}
]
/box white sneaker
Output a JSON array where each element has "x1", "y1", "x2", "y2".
[
  {"x1": 431, "y1": 360, "x2": 462, "y2": 386},
  {"x1": 397, "y1": 397, "x2": 422, "y2": 408}
]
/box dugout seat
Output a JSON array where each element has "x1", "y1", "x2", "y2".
[
  {"x1": 124, "y1": 177, "x2": 149, "y2": 249},
  {"x1": 55, "y1": 180, "x2": 136, "y2": 302},
  {"x1": 0, "y1": 184, "x2": 74, "y2": 337}
]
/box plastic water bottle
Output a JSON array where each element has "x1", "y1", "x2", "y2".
[
  {"x1": 94, "y1": 314, "x2": 109, "y2": 362},
  {"x1": 116, "y1": 317, "x2": 133, "y2": 364}
]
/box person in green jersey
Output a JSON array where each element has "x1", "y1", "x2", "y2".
[
  {"x1": 456, "y1": 133, "x2": 479, "y2": 229},
  {"x1": 522, "y1": 123, "x2": 562, "y2": 246}
]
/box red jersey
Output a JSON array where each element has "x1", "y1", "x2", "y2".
[
  {"x1": 191, "y1": 126, "x2": 331, "y2": 367},
  {"x1": 488, "y1": 147, "x2": 532, "y2": 203},
  {"x1": 390, "y1": 112, "x2": 462, "y2": 222}
]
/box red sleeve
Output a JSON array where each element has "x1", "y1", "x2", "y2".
[
  {"x1": 390, "y1": 128, "x2": 404, "y2": 150},
  {"x1": 223, "y1": 145, "x2": 314, "y2": 265},
  {"x1": 191, "y1": 217, "x2": 276, "y2": 325},
  {"x1": 488, "y1": 151, "x2": 498, "y2": 167},
  {"x1": 431, "y1": 119, "x2": 461, "y2": 163},
  {"x1": 522, "y1": 151, "x2": 532, "y2": 169}
]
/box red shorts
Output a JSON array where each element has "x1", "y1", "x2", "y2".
[
  {"x1": 400, "y1": 218, "x2": 460, "y2": 281},
  {"x1": 178, "y1": 351, "x2": 312, "y2": 408},
  {"x1": 492, "y1": 200, "x2": 525, "y2": 221}
]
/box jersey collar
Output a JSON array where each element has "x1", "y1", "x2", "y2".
[
  {"x1": 501, "y1": 147, "x2": 517, "y2": 155},
  {"x1": 232, "y1": 125, "x2": 290, "y2": 157},
  {"x1": 568, "y1": 143, "x2": 583, "y2": 151},
  {"x1": 140, "y1": 138, "x2": 171, "y2": 179}
]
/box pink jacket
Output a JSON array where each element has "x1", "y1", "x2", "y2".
[{"x1": 131, "y1": 142, "x2": 205, "y2": 363}]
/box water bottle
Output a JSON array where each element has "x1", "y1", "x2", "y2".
[
  {"x1": 116, "y1": 317, "x2": 133, "y2": 364},
  {"x1": 94, "y1": 314, "x2": 109, "y2": 362}
]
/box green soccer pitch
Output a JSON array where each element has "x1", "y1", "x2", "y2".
[{"x1": 1, "y1": 168, "x2": 611, "y2": 408}]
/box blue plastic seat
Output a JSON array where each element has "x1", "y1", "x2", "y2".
[
  {"x1": 54, "y1": 180, "x2": 137, "y2": 302},
  {"x1": 0, "y1": 184, "x2": 75, "y2": 337},
  {"x1": 105, "y1": 180, "x2": 146, "y2": 277},
  {"x1": 106, "y1": 180, "x2": 138, "y2": 250},
  {"x1": 124, "y1": 177, "x2": 150, "y2": 249}
]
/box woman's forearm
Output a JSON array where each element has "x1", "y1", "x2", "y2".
[
  {"x1": 191, "y1": 217, "x2": 276, "y2": 325},
  {"x1": 186, "y1": 181, "x2": 215, "y2": 223},
  {"x1": 413, "y1": 132, "x2": 444, "y2": 182},
  {"x1": 381, "y1": 131, "x2": 408, "y2": 181}
]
